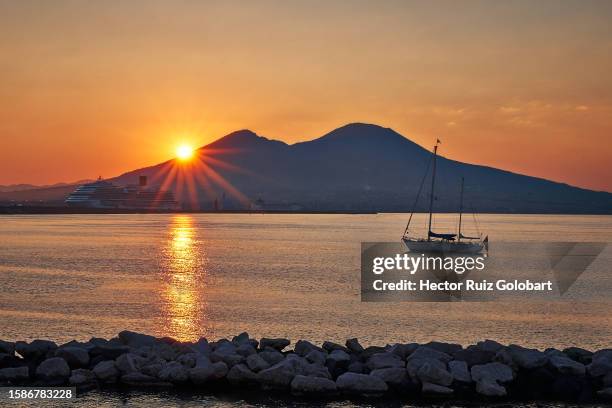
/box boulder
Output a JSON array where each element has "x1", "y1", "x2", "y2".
[
  {"x1": 0, "y1": 366, "x2": 29, "y2": 381},
  {"x1": 366, "y1": 352, "x2": 404, "y2": 370},
  {"x1": 327, "y1": 349, "x2": 350, "y2": 364},
  {"x1": 158, "y1": 361, "x2": 189, "y2": 383},
  {"x1": 406, "y1": 357, "x2": 446, "y2": 379},
  {"x1": 475, "y1": 340, "x2": 505, "y2": 353},
  {"x1": 336, "y1": 372, "x2": 388, "y2": 396},
  {"x1": 235, "y1": 344, "x2": 257, "y2": 357},
  {"x1": 257, "y1": 357, "x2": 329, "y2": 389},
  {"x1": 0, "y1": 340, "x2": 15, "y2": 355},
  {"x1": 93, "y1": 360, "x2": 120, "y2": 383},
  {"x1": 36, "y1": 357, "x2": 70, "y2": 383},
  {"x1": 176, "y1": 352, "x2": 198, "y2": 368},
  {"x1": 15, "y1": 340, "x2": 57, "y2": 360},
  {"x1": 407, "y1": 346, "x2": 452, "y2": 363},
  {"x1": 291, "y1": 374, "x2": 337, "y2": 395},
  {"x1": 305, "y1": 350, "x2": 327, "y2": 366},
  {"x1": 562, "y1": 346, "x2": 592, "y2": 364},
  {"x1": 345, "y1": 338, "x2": 364, "y2": 354},
  {"x1": 118, "y1": 331, "x2": 156, "y2": 348},
  {"x1": 476, "y1": 378, "x2": 507, "y2": 397},
  {"x1": 212, "y1": 352, "x2": 244, "y2": 367},
  {"x1": 90, "y1": 344, "x2": 130, "y2": 360},
  {"x1": 449, "y1": 360, "x2": 471, "y2": 383},
  {"x1": 347, "y1": 361, "x2": 366, "y2": 374},
  {"x1": 257, "y1": 360, "x2": 298, "y2": 389},
  {"x1": 227, "y1": 363, "x2": 258, "y2": 385},
  {"x1": 387, "y1": 343, "x2": 418, "y2": 360},
  {"x1": 55, "y1": 347, "x2": 89, "y2": 368},
  {"x1": 454, "y1": 347, "x2": 496, "y2": 367},
  {"x1": 259, "y1": 350, "x2": 285, "y2": 366},
  {"x1": 587, "y1": 349, "x2": 612, "y2": 377},
  {"x1": 322, "y1": 341, "x2": 348, "y2": 353},
  {"x1": 259, "y1": 338, "x2": 290, "y2": 351},
  {"x1": 294, "y1": 340, "x2": 323, "y2": 356},
  {"x1": 246, "y1": 353, "x2": 271, "y2": 372},
  {"x1": 232, "y1": 332, "x2": 255, "y2": 347},
  {"x1": 424, "y1": 341, "x2": 463, "y2": 356},
  {"x1": 471, "y1": 362, "x2": 514, "y2": 383},
  {"x1": 360, "y1": 346, "x2": 387, "y2": 360},
  {"x1": 150, "y1": 342, "x2": 176, "y2": 361},
  {"x1": 189, "y1": 359, "x2": 228, "y2": 384},
  {"x1": 549, "y1": 355, "x2": 586, "y2": 376},
  {"x1": 422, "y1": 381, "x2": 453, "y2": 395},
  {"x1": 370, "y1": 367, "x2": 409, "y2": 388},
  {"x1": 417, "y1": 361, "x2": 453, "y2": 386},
  {"x1": 189, "y1": 338, "x2": 211, "y2": 356},
  {"x1": 508, "y1": 345, "x2": 548, "y2": 369},
  {"x1": 141, "y1": 362, "x2": 164, "y2": 378},
  {"x1": 68, "y1": 368, "x2": 96, "y2": 385},
  {"x1": 115, "y1": 353, "x2": 145, "y2": 374}
]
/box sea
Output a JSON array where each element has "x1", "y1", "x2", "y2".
[{"x1": 0, "y1": 213, "x2": 611, "y2": 407}]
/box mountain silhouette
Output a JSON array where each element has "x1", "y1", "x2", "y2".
[{"x1": 110, "y1": 123, "x2": 611, "y2": 213}]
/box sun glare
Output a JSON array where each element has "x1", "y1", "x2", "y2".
[{"x1": 176, "y1": 145, "x2": 194, "y2": 161}]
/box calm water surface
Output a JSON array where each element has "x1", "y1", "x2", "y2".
[{"x1": 0, "y1": 213, "x2": 611, "y2": 406}]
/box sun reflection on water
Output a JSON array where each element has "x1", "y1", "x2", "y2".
[{"x1": 160, "y1": 215, "x2": 207, "y2": 341}]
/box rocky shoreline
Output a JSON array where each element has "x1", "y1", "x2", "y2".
[{"x1": 1, "y1": 332, "x2": 611, "y2": 403}]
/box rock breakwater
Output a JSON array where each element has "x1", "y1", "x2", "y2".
[{"x1": 1, "y1": 332, "x2": 611, "y2": 402}]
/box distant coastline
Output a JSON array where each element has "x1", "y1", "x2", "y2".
[{"x1": 0, "y1": 206, "x2": 610, "y2": 216}]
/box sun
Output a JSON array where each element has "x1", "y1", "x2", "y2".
[{"x1": 176, "y1": 144, "x2": 194, "y2": 161}]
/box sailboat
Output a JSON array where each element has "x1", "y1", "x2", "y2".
[{"x1": 402, "y1": 140, "x2": 488, "y2": 254}]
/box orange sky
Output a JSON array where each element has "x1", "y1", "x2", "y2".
[{"x1": 1, "y1": 1, "x2": 611, "y2": 191}]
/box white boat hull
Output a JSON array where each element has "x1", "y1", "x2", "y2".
[{"x1": 402, "y1": 238, "x2": 485, "y2": 254}]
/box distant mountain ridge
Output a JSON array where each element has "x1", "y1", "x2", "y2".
[{"x1": 111, "y1": 123, "x2": 611, "y2": 214}]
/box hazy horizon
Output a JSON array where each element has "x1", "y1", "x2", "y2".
[{"x1": 1, "y1": 1, "x2": 611, "y2": 191}]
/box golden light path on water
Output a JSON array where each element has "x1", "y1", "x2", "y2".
[{"x1": 161, "y1": 215, "x2": 207, "y2": 341}]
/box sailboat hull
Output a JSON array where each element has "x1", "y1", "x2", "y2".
[{"x1": 402, "y1": 238, "x2": 485, "y2": 254}]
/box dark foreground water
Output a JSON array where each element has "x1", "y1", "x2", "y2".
[
  {"x1": 10, "y1": 388, "x2": 607, "y2": 408},
  {"x1": 0, "y1": 213, "x2": 611, "y2": 406}
]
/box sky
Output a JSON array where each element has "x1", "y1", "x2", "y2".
[{"x1": 1, "y1": 0, "x2": 611, "y2": 191}]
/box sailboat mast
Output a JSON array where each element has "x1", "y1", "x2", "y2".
[
  {"x1": 458, "y1": 177, "x2": 464, "y2": 242},
  {"x1": 427, "y1": 144, "x2": 438, "y2": 241}
]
